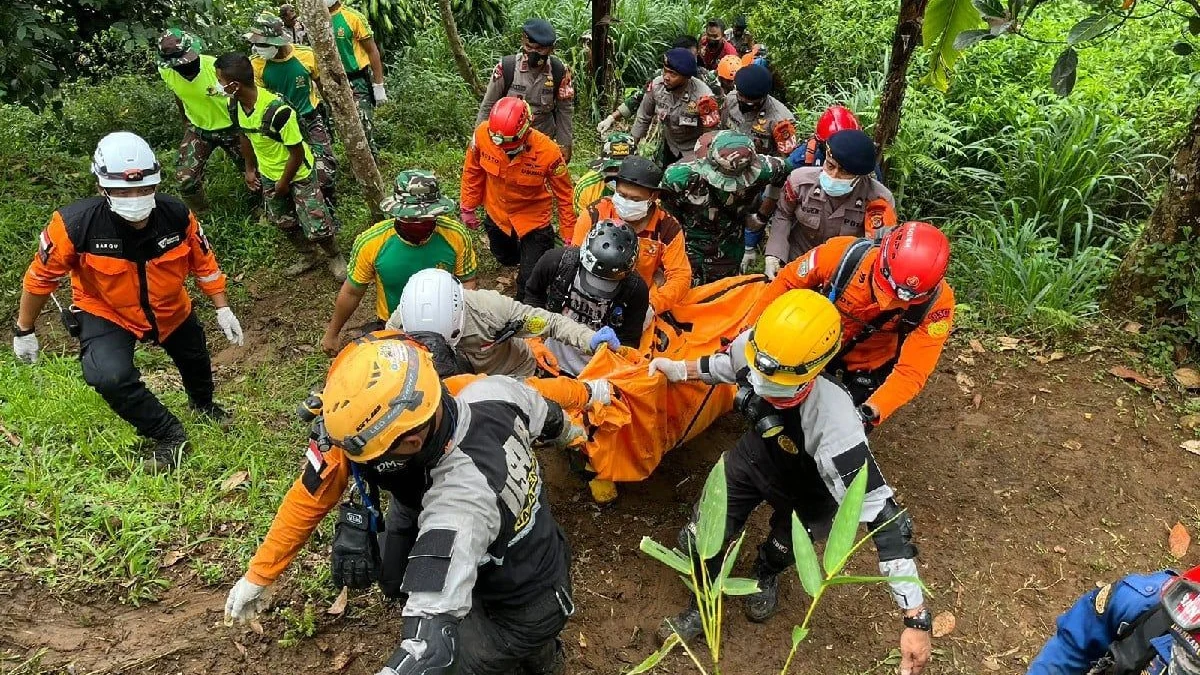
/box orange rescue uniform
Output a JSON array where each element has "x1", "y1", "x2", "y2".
[
  {"x1": 461, "y1": 122, "x2": 577, "y2": 241},
  {"x1": 752, "y1": 236, "x2": 956, "y2": 422},
  {"x1": 572, "y1": 198, "x2": 692, "y2": 313}
]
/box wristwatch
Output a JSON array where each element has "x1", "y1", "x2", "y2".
[
  {"x1": 903, "y1": 607, "x2": 933, "y2": 632},
  {"x1": 13, "y1": 324, "x2": 35, "y2": 337}
]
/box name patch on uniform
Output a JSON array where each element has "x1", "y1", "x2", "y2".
[{"x1": 91, "y1": 239, "x2": 122, "y2": 254}]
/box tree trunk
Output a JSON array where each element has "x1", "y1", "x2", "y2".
[
  {"x1": 439, "y1": 0, "x2": 484, "y2": 98},
  {"x1": 1109, "y1": 100, "x2": 1200, "y2": 314},
  {"x1": 591, "y1": 0, "x2": 612, "y2": 112},
  {"x1": 298, "y1": 0, "x2": 386, "y2": 220},
  {"x1": 874, "y1": 0, "x2": 930, "y2": 165}
]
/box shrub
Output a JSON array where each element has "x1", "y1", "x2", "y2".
[{"x1": 57, "y1": 75, "x2": 179, "y2": 155}]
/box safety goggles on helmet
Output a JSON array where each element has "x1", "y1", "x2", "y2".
[
  {"x1": 877, "y1": 253, "x2": 934, "y2": 302},
  {"x1": 748, "y1": 331, "x2": 838, "y2": 379},
  {"x1": 489, "y1": 122, "x2": 530, "y2": 149}
]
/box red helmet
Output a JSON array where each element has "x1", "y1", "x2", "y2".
[
  {"x1": 816, "y1": 105, "x2": 861, "y2": 142},
  {"x1": 872, "y1": 222, "x2": 950, "y2": 302},
  {"x1": 488, "y1": 97, "x2": 533, "y2": 151}
]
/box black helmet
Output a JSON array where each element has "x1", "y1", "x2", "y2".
[
  {"x1": 580, "y1": 219, "x2": 638, "y2": 281},
  {"x1": 615, "y1": 155, "x2": 663, "y2": 190}
]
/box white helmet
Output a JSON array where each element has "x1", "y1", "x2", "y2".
[
  {"x1": 398, "y1": 268, "x2": 466, "y2": 347},
  {"x1": 92, "y1": 132, "x2": 162, "y2": 189}
]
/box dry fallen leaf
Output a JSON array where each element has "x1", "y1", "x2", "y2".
[
  {"x1": 957, "y1": 353, "x2": 976, "y2": 366},
  {"x1": 972, "y1": 393, "x2": 983, "y2": 409},
  {"x1": 233, "y1": 641, "x2": 247, "y2": 658},
  {"x1": 996, "y1": 337, "x2": 1020, "y2": 351},
  {"x1": 1122, "y1": 321, "x2": 1143, "y2": 334},
  {"x1": 161, "y1": 550, "x2": 185, "y2": 568},
  {"x1": 1174, "y1": 368, "x2": 1200, "y2": 389},
  {"x1": 982, "y1": 655, "x2": 1001, "y2": 671},
  {"x1": 1086, "y1": 345, "x2": 1104, "y2": 353},
  {"x1": 1048, "y1": 351, "x2": 1065, "y2": 362},
  {"x1": 221, "y1": 470, "x2": 250, "y2": 494},
  {"x1": 1183, "y1": 440, "x2": 1200, "y2": 455},
  {"x1": 1062, "y1": 440, "x2": 1082, "y2": 451},
  {"x1": 0, "y1": 422, "x2": 22, "y2": 447},
  {"x1": 327, "y1": 586, "x2": 349, "y2": 616},
  {"x1": 969, "y1": 339, "x2": 985, "y2": 353},
  {"x1": 331, "y1": 651, "x2": 354, "y2": 671},
  {"x1": 1053, "y1": 546, "x2": 1068, "y2": 555},
  {"x1": 956, "y1": 373, "x2": 976, "y2": 392},
  {"x1": 1181, "y1": 415, "x2": 1200, "y2": 430},
  {"x1": 932, "y1": 611, "x2": 956, "y2": 638},
  {"x1": 1109, "y1": 366, "x2": 1163, "y2": 389},
  {"x1": 578, "y1": 632, "x2": 588, "y2": 648},
  {"x1": 249, "y1": 619, "x2": 265, "y2": 636},
  {"x1": 1169, "y1": 522, "x2": 1191, "y2": 559}
]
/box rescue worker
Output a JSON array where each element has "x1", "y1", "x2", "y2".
[
  {"x1": 595, "y1": 36, "x2": 720, "y2": 136},
  {"x1": 715, "y1": 54, "x2": 742, "y2": 96},
  {"x1": 1029, "y1": 564, "x2": 1200, "y2": 674},
  {"x1": 659, "y1": 130, "x2": 789, "y2": 284},
  {"x1": 645, "y1": 290, "x2": 933, "y2": 675},
  {"x1": 246, "y1": 12, "x2": 336, "y2": 204},
  {"x1": 389, "y1": 268, "x2": 620, "y2": 377},
  {"x1": 572, "y1": 156, "x2": 692, "y2": 317},
  {"x1": 766, "y1": 129, "x2": 894, "y2": 276},
  {"x1": 321, "y1": 171, "x2": 477, "y2": 356},
  {"x1": 216, "y1": 53, "x2": 346, "y2": 280},
  {"x1": 279, "y1": 4, "x2": 309, "y2": 45},
  {"x1": 461, "y1": 97, "x2": 576, "y2": 302},
  {"x1": 722, "y1": 63, "x2": 798, "y2": 158},
  {"x1": 573, "y1": 132, "x2": 635, "y2": 215},
  {"x1": 325, "y1": 0, "x2": 387, "y2": 153},
  {"x1": 789, "y1": 105, "x2": 862, "y2": 168},
  {"x1": 724, "y1": 15, "x2": 755, "y2": 56},
  {"x1": 477, "y1": 18, "x2": 575, "y2": 162},
  {"x1": 629, "y1": 48, "x2": 721, "y2": 167},
  {"x1": 13, "y1": 132, "x2": 244, "y2": 472},
  {"x1": 750, "y1": 222, "x2": 955, "y2": 429},
  {"x1": 699, "y1": 19, "x2": 738, "y2": 70},
  {"x1": 157, "y1": 29, "x2": 244, "y2": 215},
  {"x1": 223, "y1": 334, "x2": 579, "y2": 674},
  {"x1": 525, "y1": 220, "x2": 650, "y2": 376}
]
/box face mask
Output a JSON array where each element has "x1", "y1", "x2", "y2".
[
  {"x1": 107, "y1": 193, "x2": 157, "y2": 222},
  {"x1": 748, "y1": 368, "x2": 802, "y2": 400},
  {"x1": 395, "y1": 219, "x2": 437, "y2": 245},
  {"x1": 738, "y1": 99, "x2": 763, "y2": 114},
  {"x1": 525, "y1": 50, "x2": 548, "y2": 68},
  {"x1": 174, "y1": 59, "x2": 201, "y2": 80},
  {"x1": 213, "y1": 81, "x2": 238, "y2": 98},
  {"x1": 612, "y1": 193, "x2": 650, "y2": 222},
  {"x1": 252, "y1": 45, "x2": 279, "y2": 60},
  {"x1": 819, "y1": 171, "x2": 856, "y2": 197}
]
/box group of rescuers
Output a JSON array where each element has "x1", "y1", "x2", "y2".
[{"x1": 12, "y1": 8, "x2": 1195, "y2": 675}]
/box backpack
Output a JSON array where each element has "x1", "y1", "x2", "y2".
[
  {"x1": 228, "y1": 96, "x2": 291, "y2": 144},
  {"x1": 1091, "y1": 604, "x2": 1172, "y2": 675},
  {"x1": 501, "y1": 54, "x2": 566, "y2": 99},
  {"x1": 546, "y1": 247, "x2": 635, "y2": 330}
]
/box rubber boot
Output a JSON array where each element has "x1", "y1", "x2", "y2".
[
  {"x1": 657, "y1": 599, "x2": 704, "y2": 645},
  {"x1": 142, "y1": 426, "x2": 189, "y2": 474},
  {"x1": 743, "y1": 560, "x2": 781, "y2": 623},
  {"x1": 318, "y1": 238, "x2": 347, "y2": 282},
  {"x1": 283, "y1": 230, "x2": 322, "y2": 277},
  {"x1": 190, "y1": 400, "x2": 233, "y2": 431}
]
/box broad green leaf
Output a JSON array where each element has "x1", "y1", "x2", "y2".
[
  {"x1": 790, "y1": 512, "x2": 822, "y2": 597},
  {"x1": 1174, "y1": 42, "x2": 1196, "y2": 56},
  {"x1": 971, "y1": 0, "x2": 1005, "y2": 19},
  {"x1": 1190, "y1": 15, "x2": 1200, "y2": 35},
  {"x1": 922, "y1": 0, "x2": 986, "y2": 90},
  {"x1": 791, "y1": 625, "x2": 810, "y2": 648},
  {"x1": 626, "y1": 633, "x2": 680, "y2": 674},
  {"x1": 1051, "y1": 48, "x2": 1079, "y2": 97},
  {"x1": 640, "y1": 537, "x2": 692, "y2": 576},
  {"x1": 694, "y1": 458, "x2": 728, "y2": 561},
  {"x1": 1067, "y1": 15, "x2": 1111, "y2": 45},
  {"x1": 679, "y1": 574, "x2": 696, "y2": 594},
  {"x1": 823, "y1": 574, "x2": 913, "y2": 586},
  {"x1": 953, "y1": 29, "x2": 992, "y2": 50},
  {"x1": 823, "y1": 460, "x2": 870, "y2": 575},
  {"x1": 716, "y1": 532, "x2": 747, "y2": 593},
  {"x1": 722, "y1": 577, "x2": 761, "y2": 596}
]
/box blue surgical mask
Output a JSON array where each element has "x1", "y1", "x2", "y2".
[{"x1": 819, "y1": 171, "x2": 855, "y2": 197}]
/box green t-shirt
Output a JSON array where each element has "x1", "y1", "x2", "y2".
[
  {"x1": 158, "y1": 54, "x2": 233, "y2": 132},
  {"x1": 235, "y1": 91, "x2": 314, "y2": 182},
  {"x1": 253, "y1": 46, "x2": 320, "y2": 116},
  {"x1": 331, "y1": 6, "x2": 374, "y2": 74}
]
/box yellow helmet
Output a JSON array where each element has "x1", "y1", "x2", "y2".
[
  {"x1": 321, "y1": 333, "x2": 442, "y2": 462},
  {"x1": 745, "y1": 289, "x2": 842, "y2": 387}
]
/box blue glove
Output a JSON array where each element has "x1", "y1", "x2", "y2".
[
  {"x1": 744, "y1": 227, "x2": 763, "y2": 247},
  {"x1": 590, "y1": 326, "x2": 619, "y2": 352},
  {"x1": 788, "y1": 145, "x2": 807, "y2": 168}
]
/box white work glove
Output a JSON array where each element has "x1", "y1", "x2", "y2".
[
  {"x1": 764, "y1": 255, "x2": 782, "y2": 280},
  {"x1": 555, "y1": 420, "x2": 587, "y2": 449},
  {"x1": 648, "y1": 357, "x2": 688, "y2": 383},
  {"x1": 584, "y1": 379, "x2": 612, "y2": 406},
  {"x1": 740, "y1": 247, "x2": 759, "y2": 273},
  {"x1": 596, "y1": 113, "x2": 618, "y2": 135},
  {"x1": 216, "y1": 307, "x2": 244, "y2": 346},
  {"x1": 224, "y1": 576, "x2": 267, "y2": 624},
  {"x1": 13, "y1": 332, "x2": 39, "y2": 364},
  {"x1": 372, "y1": 83, "x2": 388, "y2": 104}
]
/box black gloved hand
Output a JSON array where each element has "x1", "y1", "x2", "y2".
[
  {"x1": 331, "y1": 502, "x2": 381, "y2": 589},
  {"x1": 857, "y1": 403, "x2": 879, "y2": 434}
]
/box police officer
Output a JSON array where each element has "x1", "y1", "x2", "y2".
[
  {"x1": 646, "y1": 290, "x2": 933, "y2": 674},
  {"x1": 721, "y1": 64, "x2": 797, "y2": 158},
  {"x1": 595, "y1": 36, "x2": 721, "y2": 136},
  {"x1": 13, "y1": 132, "x2": 244, "y2": 472},
  {"x1": 524, "y1": 219, "x2": 650, "y2": 376},
  {"x1": 765, "y1": 129, "x2": 894, "y2": 277},
  {"x1": 630, "y1": 48, "x2": 721, "y2": 167},
  {"x1": 477, "y1": 18, "x2": 575, "y2": 162},
  {"x1": 1029, "y1": 565, "x2": 1200, "y2": 674},
  {"x1": 225, "y1": 334, "x2": 581, "y2": 675}
]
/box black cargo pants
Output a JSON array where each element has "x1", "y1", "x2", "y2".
[{"x1": 483, "y1": 218, "x2": 555, "y2": 303}]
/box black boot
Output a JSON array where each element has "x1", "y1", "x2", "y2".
[
  {"x1": 142, "y1": 426, "x2": 189, "y2": 474},
  {"x1": 743, "y1": 560, "x2": 781, "y2": 623},
  {"x1": 657, "y1": 599, "x2": 705, "y2": 645},
  {"x1": 190, "y1": 400, "x2": 233, "y2": 430}
]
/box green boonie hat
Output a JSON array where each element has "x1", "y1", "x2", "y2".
[
  {"x1": 695, "y1": 130, "x2": 764, "y2": 192},
  {"x1": 158, "y1": 28, "x2": 202, "y2": 67},
  {"x1": 589, "y1": 132, "x2": 636, "y2": 174},
  {"x1": 245, "y1": 12, "x2": 290, "y2": 47},
  {"x1": 382, "y1": 170, "x2": 457, "y2": 219}
]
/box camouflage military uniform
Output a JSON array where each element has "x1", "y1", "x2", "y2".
[
  {"x1": 721, "y1": 93, "x2": 798, "y2": 157},
  {"x1": 660, "y1": 131, "x2": 790, "y2": 284},
  {"x1": 177, "y1": 127, "x2": 245, "y2": 206},
  {"x1": 263, "y1": 174, "x2": 335, "y2": 241}
]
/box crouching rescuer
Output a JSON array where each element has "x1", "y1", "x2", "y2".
[
  {"x1": 647, "y1": 289, "x2": 933, "y2": 675},
  {"x1": 224, "y1": 334, "x2": 578, "y2": 674}
]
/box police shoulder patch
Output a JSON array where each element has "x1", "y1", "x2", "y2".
[{"x1": 1094, "y1": 582, "x2": 1114, "y2": 614}]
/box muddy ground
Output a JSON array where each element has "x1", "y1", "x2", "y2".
[{"x1": 2, "y1": 270, "x2": 1198, "y2": 675}]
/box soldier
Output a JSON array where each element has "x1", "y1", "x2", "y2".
[
  {"x1": 572, "y1": 132, "x2": 635, "y2": 215},
  {"x1": 325, "y1": 0, "x2": 387, "y2": 153},
  {"x1": 477, "y1": 18, "x2": 575, "y2": 162},
  {"x1": 659, "y1": 130, "x2": 789, "y2": 284},
  {"x1": 721, "y1": 64, "x2": 797, "y2": 158},
  {"x1": 629, "y1": 48, "x2": 721, "y2": 167},
  {"x1": 156, "y1": 29, "x2": 244, "y2": 215},
  {"x1": 246, "y1": 12, "x2": 337, "y2": 205}
]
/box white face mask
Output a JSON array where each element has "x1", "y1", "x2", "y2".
[
  {"x1": 748, "y1": 367, "x2": 801, "y2": 400},
  {"x1": 108, "y1": 193, "x2": 157, "y2": 222},
  {"x1": 252, "y1": 45, "x2": 280, "y2": 60},
  {"x1": 612, "y1": 193, "x2": 650, "y2": 222}
]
